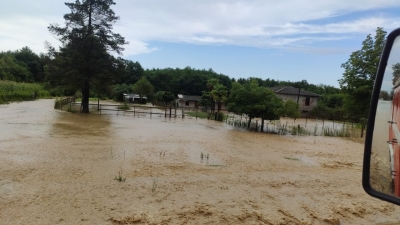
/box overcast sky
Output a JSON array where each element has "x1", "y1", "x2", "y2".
[{"x1": 1, "y1": 0, "x2": 400, "y2": 87}]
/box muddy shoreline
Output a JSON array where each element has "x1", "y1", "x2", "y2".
[{"x1": 1, "y1": 99, "x2": 400, "y2": 224}]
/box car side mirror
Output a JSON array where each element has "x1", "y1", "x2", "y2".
[{"x1": 363, "y1": 27, "x2": 400, "y2": 205}]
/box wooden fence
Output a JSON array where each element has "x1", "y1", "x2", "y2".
[{"x1": 60, "y1": 100, "x2": 186, "y2": 118}]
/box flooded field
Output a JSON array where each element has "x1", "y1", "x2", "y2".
[{"x1": 1, "y1": 99, "x2": 400, "y2": 224}]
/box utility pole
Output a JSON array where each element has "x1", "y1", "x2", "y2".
[{"x1": 296, "y1": 87, "x2": 301, "y2": 103}]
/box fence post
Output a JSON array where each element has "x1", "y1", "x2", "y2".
[
  {"x1": 98, "y1": 98, "x2": 100, "y2": 112},
  {"x1": 361, "y1": 124, "x2": 365, "y2": 138},
  {"x1": 150, "y1": 108, "x2": 152, "y2": 118},
  {"x1": 170, "y1": 106, "x2": 172, "y2": 118},
  {"x1": 182, "y1": 107, "x2": 185, "y2": 118},
  {"x1": 165, "y1": 107, "x2": 167, "y2": 117},
  {"x1": 134, "y1": 106, "x2": 136, "y2": 117}
]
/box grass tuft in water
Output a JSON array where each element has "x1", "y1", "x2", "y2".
[
  {"x1": 152, "y1": 177, "x2": 158, "y2": 193},
  {"x1": 114, "y1": 170, "x2": 126, "y2": 182}
]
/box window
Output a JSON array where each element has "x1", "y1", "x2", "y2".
[
  {"x1": 305, "y1": 97, "x2": 310, "y2": 106},
  {"x1": 186, "y1": 101, "x2": 189, "y2": 106}
]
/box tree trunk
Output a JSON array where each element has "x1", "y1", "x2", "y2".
[
  {"x1": 260, "y1": 117, "x2": 265, "y2": 132},
  {"x1": 81, "y1": 80, "x2": 90, "y2": 113},
  {"x1": 81, "y1": 0, "x2": 93, "y2": 114},
  {"x1": 247, "y1": 117, "x2": 252, "y2": 130}
]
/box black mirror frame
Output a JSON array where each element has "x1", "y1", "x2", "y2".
[{"x1": 363, "y1": 27, "x2": 400, "y2": 205}]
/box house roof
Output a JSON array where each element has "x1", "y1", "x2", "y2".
[
  {"x1": 271, "y1": 86, "x2": 320, "y2": 97},
  {"x1": 177, "y1": 94, "x2": 201, "y2": 101}
]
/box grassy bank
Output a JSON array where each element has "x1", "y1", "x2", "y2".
[
  {"x1": 186, "y1": 111, "x2": 208, "y2": 119},
  {"x1": 0, "y1": 80, "x2": 50, "y2": 104},
  {"x1": 186, "y1": 111, "x2": 227, "y2": 121}
]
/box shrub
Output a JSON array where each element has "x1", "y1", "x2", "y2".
[{"x1": 216, "y1": 112, "x2": 225, "y2": 121}]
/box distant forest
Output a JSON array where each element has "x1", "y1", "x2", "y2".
[{"x1": 0, "y1": 46, "x2": 339, "y2": 97}]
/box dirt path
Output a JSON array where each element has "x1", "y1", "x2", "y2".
[{"x1": 1, "y1": 100, "x2": 400, "y2": 224}]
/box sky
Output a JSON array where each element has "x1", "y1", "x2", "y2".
[{"x1": 1, "y1": 1, "x2": 400, "y2": 87}]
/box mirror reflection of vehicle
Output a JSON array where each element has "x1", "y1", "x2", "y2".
[
  {"x1": 363, "y1": 27, "x2": 400, "y2": 205},
  {"x1": 389, "y1": 79, "x2": 400, "y2": 195},
  {"x1": 389, "y1": 63, "x2": 400, "y2": 195}
]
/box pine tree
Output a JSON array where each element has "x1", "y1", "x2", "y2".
[{"x1": 48, "y1": 0, "x2": 127, "y2": 113}]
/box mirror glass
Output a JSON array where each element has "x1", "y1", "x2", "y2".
[{"x1": 371, "y1": 36, "x2": 400, "y2": 196}]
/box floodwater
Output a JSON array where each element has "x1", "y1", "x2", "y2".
[
  {"x1": 1, "y1": 99, "x2": 400, "y2": 224},
  {"x1": 371, "y1": 100, "x2": 393, "y2": 195}
]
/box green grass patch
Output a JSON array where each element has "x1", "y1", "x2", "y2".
[
  {"x1": 75, "y1": 97, "x2": 100, "y2": 102},
  {"x1": 0, "y1": 80, "x2": 50, "y2": 104},
  {"x1": 186, "y1": 111, "x2": 227, "y2": 121},
  {"x1": 186, "y1": 111, "x2": 209, "y2": 119},
  {"x1": 118, "y1": 103, "x2": 130, "y2": 110}
]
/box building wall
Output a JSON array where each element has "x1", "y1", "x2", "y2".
[
  {"x1": 177, "y1": 99, "x2": 197, "y2": 108},
  {"x1": 276, "y1": 94, "x2": 319, "y2": 117},
  {"x1": 177, "y1": 99, "x2": 227, "y2": 110}
]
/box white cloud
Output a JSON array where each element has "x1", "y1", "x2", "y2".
[
  {"x1": 1, "y1": 0, "x2": 400, "y2": 55},
  {"x1": 121, "y1": 40, "x2": 158, "y2": 56},
  {"x1": 0, "y1": 16, "x2": 59, "y2": 53}
]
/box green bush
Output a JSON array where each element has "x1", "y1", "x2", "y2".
[{"x1": 216, "y1": 112, "x2": 225, "y2": 121}]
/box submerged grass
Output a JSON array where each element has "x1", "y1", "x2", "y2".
[
  {"x1": 186, "y1": 111, "x2": 227, "y2": 121},
  {"x1": 284, "y1": 156, "x2": 300, "y2": 161},
  {"x1": 114, "y1": 170, "x2": 126, "y2": 182},
  {"x1": 75, "y1": 97, "x2": 101, "y2": 102},
  {"x1": 227, "y1": 115, "x2": 364, "y2": 138},
  {"x1": 118, "y1": 103, "x2": 130, "y2": 110},
  {"x1": 186, "y1": 111, "x2": 208, "y2": 119}
]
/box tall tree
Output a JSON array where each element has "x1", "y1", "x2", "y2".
[
  {"x1": 379, "y1": 91, "x2": 390, "y2": 100},
  {"x1": 132, "y1": 77, "x2": 154, "y2": 103},
  {"x1": 153, "y1": 91, "x2": 175, "y2": 106},
  {"x1": 225, "y1": 81, "x2": 282, "y2": 129},
  {"x1": 13, "y1": 47, "x2": 41, "y2": 82},
  {"x1": 0, "y1": 53, "x2": 31, "y2": 82},
  {"x1": 392, "y1": 63, "x2": 400, "y2": 85},
  {"x1": 339, "y1": 27, "x2": 386, "y2": 120},
  {"x1": 47, "y1": 0, "x2": 127, "y2": 113},
  {"x1": 120, "y1": 60, "x2": 144, "y2": 85},
  {"x1": 211, "y1": 83, "x2": 228, "y2": 114}
]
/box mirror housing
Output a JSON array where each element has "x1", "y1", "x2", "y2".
[{"x1": 363, "y1": 27, "x2": 400, "y2": 205}]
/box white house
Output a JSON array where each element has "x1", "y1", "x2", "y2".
[{"x1": 176, "y1": 94, "x2": 201, "y2": 108}]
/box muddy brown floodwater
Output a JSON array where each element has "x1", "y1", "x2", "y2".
[{"x1": 1, "y1": 99, "x2": 400, "y2": 225}]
